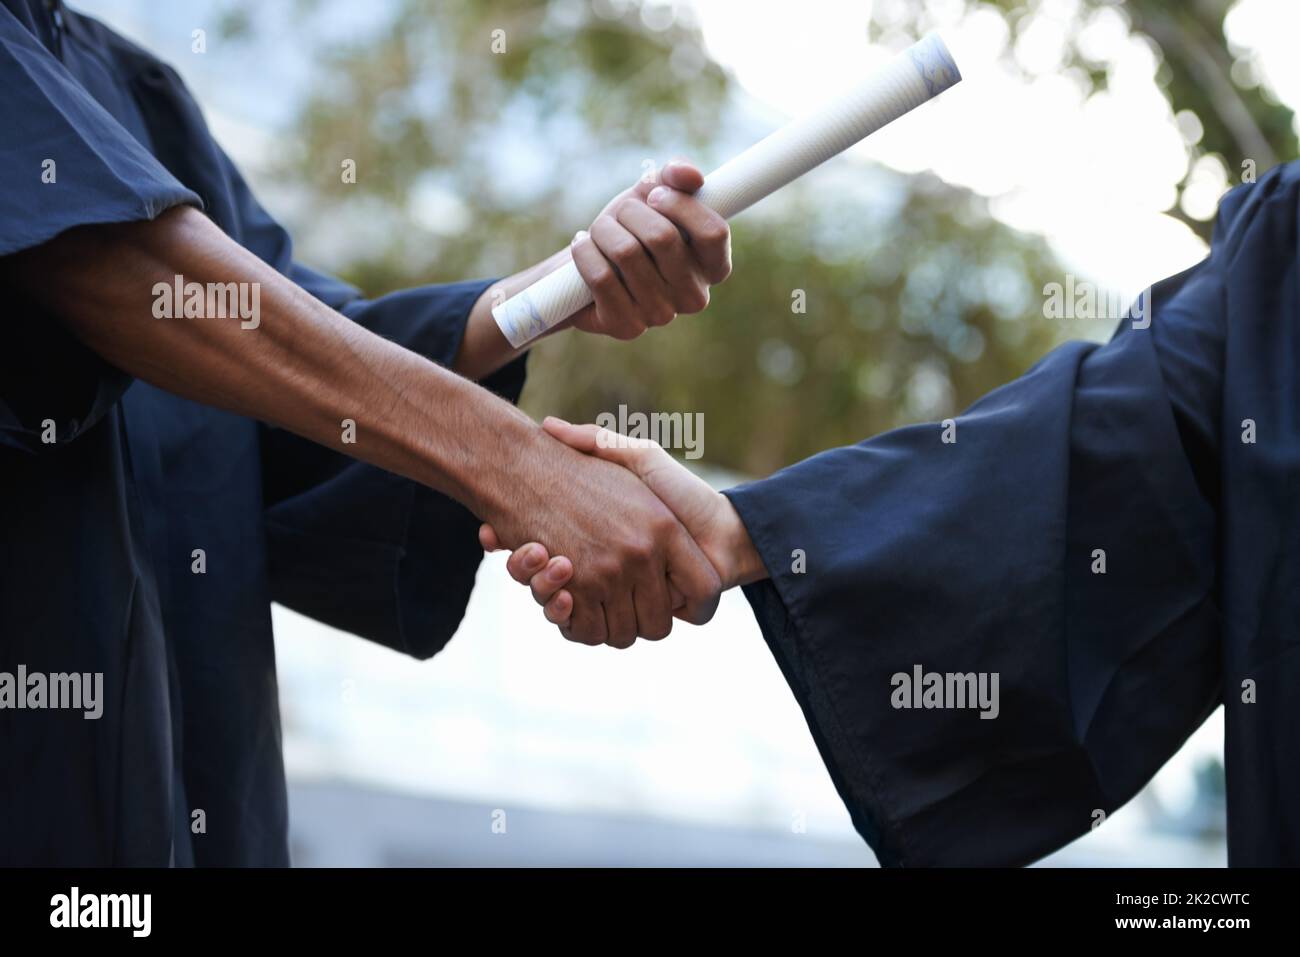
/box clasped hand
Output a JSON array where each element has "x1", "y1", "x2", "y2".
[
  {"x1": 560, "y1": 159, "x2": 731, "y2": 340},
  {"x1": 480, "y1": 417, "x2": 759, "y2": 647},
  {"x1": 476, "y1": 159, "x2": 754, "y2": 647}
]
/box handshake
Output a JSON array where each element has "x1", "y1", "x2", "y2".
[
  {"x1": 479, "y1": 417, "x2": 768, "y2": 647},
  {"x1": 468, "y1": 158, "x2": 769, "y2": 647}
]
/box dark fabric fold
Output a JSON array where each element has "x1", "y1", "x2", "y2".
[
  {"x1": 0, "y1": 0, "x2": 524, "y2": 865},
  {"x1": 727, "y1": 164, "x2": 1300, "y2": 866}
]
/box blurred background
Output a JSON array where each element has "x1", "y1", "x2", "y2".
[{"x1": 76, "y1": 0, "x2": 1300, "y2": 864}]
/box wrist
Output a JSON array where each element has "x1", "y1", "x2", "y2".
[
  {"x1": 456, "y1": 284, "x2": 519, "y2": 380},
  {"x1": 455, "y1": 248, "x2": 577, "y2": 379},
  {"x1": 372, "y1": 348, "x2": 544, "y2": 523},
  {"x1": 456, "y1": 410, "x2": 552, "y2": 526},
  {"x1": 708, "y1": 492, "x2": 767, "y2": 589}
]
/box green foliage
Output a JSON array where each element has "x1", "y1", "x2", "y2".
[
  {"x1": 242, "y1": 0, "x2": 1285, "y2": 476},
  {"x1": 528, "y1": 174, "x2": 1062, "y2": 475}
]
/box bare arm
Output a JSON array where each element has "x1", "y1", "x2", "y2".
[
  {"x1": 3, "y1": 205, "x2": 722, "y2": 644},
  {"x1": 13, "y1": 206, "x2": 527, "y2": 507}
]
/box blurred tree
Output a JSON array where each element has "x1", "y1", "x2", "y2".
[
  {"x1": 229, "y1": 0, "x2": 1288, "y2": 476},
  {"x1": 872, "y1": 0, "x2": 1297, "y2": 237}
]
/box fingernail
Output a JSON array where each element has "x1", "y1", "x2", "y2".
[
  {"x1": 572, "y1": 229, "x2": 589, "y2": 245},
  {"x1": 647, "y1": 186, "x2": 668, "y2": 207},
  {"x1": 548, "y1": 563, "x2": 567, "y2": 582},
  {"x1": 527, "y1": 546, "x2": 544, "y2": 567}
]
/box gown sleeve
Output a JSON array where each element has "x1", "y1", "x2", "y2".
[
  {"x1": 724, "y1": 239, "x2": 1228, "y2": 866},
  {"x1": 0, "y1": 4, "x2": 200, "y2": 454}
]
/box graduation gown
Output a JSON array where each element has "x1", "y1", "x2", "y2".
[
  {"x1": 727, "y1": 160, "x2": 1300, "y2": 867},
  {"x1": 0, "y1": 0, "x2": 524, "y2": 865}
]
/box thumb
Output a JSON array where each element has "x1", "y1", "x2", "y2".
[
  {"x1": 659, "y1": 159, "x2": 704, "y2": 194},
  {"x1": 542, "y1": 416, "x2": 600, "y2": 453},
  {"x1": 543, "y1": 417, "x2": 664, "y2": 475},
  {"x1": 478, "y1": 523, "x2": 502, "y2": 552}
]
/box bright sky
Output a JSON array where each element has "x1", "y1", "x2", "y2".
[{"x1": 680, "y1": 0, "x2": 1300, "y2": 303}]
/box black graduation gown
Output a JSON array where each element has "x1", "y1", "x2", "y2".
[
  {"x1": 727, "y1": 160, "x2": 1300, "y2": 867},
  {"x1": 0, "y1": 0, "x2": 524, "y2": 865}
]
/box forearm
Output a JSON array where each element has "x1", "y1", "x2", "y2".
[
  {"x1": 6, "y1": 206, "x2": 539, "y2": 516},
  {"x1": 454, "y1": 247, "x2": 574, "y2": 381}
]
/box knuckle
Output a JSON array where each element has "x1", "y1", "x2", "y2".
[
  {"x1": 643, "y1": 620, "x2": 672, "y2": 641},
  {"x1": 593, "y1": 558, "x2": 624, "y2": 584},
  {"x1": 587, "y1": 263, "x2": 617, "y2": 291},
  {"x1": 641, "y1": 528, "x2": 671, "y2": 558},
  {"x1": 646, "y1": 223, "x2": 678, "y2": 252},
  {"x1": 568, "y1": 620, "x2": 603, "y2": 645},
  {"x1": 612, "y1": 319, "x2": 646, "y2": 340},
  {"x1": 678, "y1": 285, "x2": 709, "y2": 313},
  {"x1": 648, "y1": 510, "x2": 677, "y2": 539},
  {"x1": 648, "y1": 306, "x2": 675, "y2": 328},
  {"x1": 610, "y1": 239, "x2": 640, "y2": 265},
  {"x1": 698, "y1": 220, "x2": 729, "y2": 246},
  {"x1": 629, "y1": 536, "x2": 658, "y2": 565},
  {"x1": 679, "y1": 607, "x2": 706, "y2": 626}
]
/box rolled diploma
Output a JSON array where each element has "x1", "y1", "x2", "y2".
[{"x1": 492, "y1": 33, "x2": 962, "y2": 348}]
